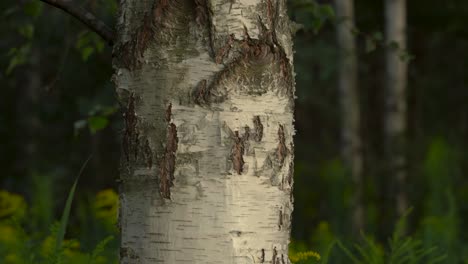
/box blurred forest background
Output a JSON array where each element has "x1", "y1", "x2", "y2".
[{"x1": 1, "y1": 0, "x2": 468, "y2": 263}]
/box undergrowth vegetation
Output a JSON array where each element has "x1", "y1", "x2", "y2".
[{"x1": 1, "y1": 139, "x2": 467, "y2": 263}]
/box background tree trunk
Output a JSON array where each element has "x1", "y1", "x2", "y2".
[
  {"x1": 335, "y1": 0, "x2": 363, "y2": 234},
  {"x1": 113, "y1": 1, "x2": 295, "y2": 263},
  {"x1": 384, "y1": 0, "x2": 408, "y2": 220},
  {"x1": 14, "y1": 48, "x2": 42, "y2": 179}
]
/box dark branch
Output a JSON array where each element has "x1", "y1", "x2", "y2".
[{"x1": 39, "y1": 0, "x2": 115, "y2": 45}]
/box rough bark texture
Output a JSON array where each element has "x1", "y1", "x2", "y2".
[
  {"x1": 385, "y1": 0, "x2": 407, "y2": 219},
  {"x1": 113, "y1": 1, "x2": 295, "y2": 263},
  {"x1": 335, "y1": 0, "x2": 363, "y2": 234}
]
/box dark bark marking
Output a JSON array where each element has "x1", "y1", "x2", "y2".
[
  {"x1": 193, "y1": 79, "x2": 208, "y2": 104},
  {"x1": 272, "y1": 247, "x2": 278, "y2": 264},
  {"x1": 165, "y1": 102, "x2": 172, "y2": 122},
  {"x1": 281, "y1": 254, "x2": 285, "y2": 264},
  {"x1": 277, "y1": 125, "x2": 288, "y2": 166},
  {"x1": 154, "y1": 0, "x2": 169, "y2": 22},
  {"x1": 231, "y1": 131, "x2": 245, "y2": 175},
  {"x1": 194, "y1": 0, "x2": 208, "y2": 26},
  {"x1": 215, "y1": 34, "x2": 235, "y2": 64},
  {"x1": 253, "y1": 116, "x2": 263, "y2": 142},
  {"x1": 278, "y1": 209, "x2": 283, "y2": 230},
  {"x1": 229, "y1": 0, "x2": 235, "y2": 12},
  {"x1": 266, "y1": 0, "x2": 274, "y2": 26},
  {"x1": 286, "y1": 160, "x2": 293, "y2": 186},
  {"x1": 115, "y1": 13, "x2": 155, "y2": 70},
  {"x1": 205, "y1": 22, "x2": 294, "y2": 100},
  {"x1": 257, "y1": 13, "x2": 294, "y2": 94},
  {"x1": 123, "y1": 94, "x2": 138, "y2": 162},
  {"x1": 159, "y1": 104, "x2": 178, "y2": 199},
  {"x1": 261, "y1": 248, "x2": 265, "y2": 262},
  {"x1": 116, "y1": 0, "x2": 180, "y2": 70},
  {"x1": 120, "y1": 247, "x2": 139, "y2": 260},
  {"x1": 144, "y1": 139, "x2": 153, "y2": 169}
]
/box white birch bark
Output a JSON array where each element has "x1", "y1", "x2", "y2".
[
  {"x1": 113, "y1": 1, "x2": 295, "y2": 263},
  {"x1": 384, "y1": 0, "x2": 407, "y2": 218},
  {"x1": 335, "y1": 0, "x2": 363, "y2": 234}
]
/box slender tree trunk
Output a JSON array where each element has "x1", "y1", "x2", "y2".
[
  {"x1": 384, "y1": 0, "x2": 407, "y2": 219},
  {"x1": 15, "y1": 48, "x2": 42, "y2": 177},
  {"x1": 335, "y1": 0, "x2": 363, "y2": 234},
  {"x1": 113, "y1": 1, "x2": 295, "y2": 263}
]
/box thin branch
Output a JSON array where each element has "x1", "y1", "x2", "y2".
[{"x1": 39, "y1": 0, "x2": 115, "y2": 45}]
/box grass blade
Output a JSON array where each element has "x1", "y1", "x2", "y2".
[{"x1": 54, "y1": 155, "x2": 92, "y2": 261}]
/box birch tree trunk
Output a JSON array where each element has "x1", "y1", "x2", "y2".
[
  {"x1": 384, "y1": 0, "x2": 407, "y2": 219},
  {"x1": 335, "y1": 0, "x2": 363, "y2": 234},
  {"x1": 113, "y1": 1, "x2": 295, "y2": 263}
]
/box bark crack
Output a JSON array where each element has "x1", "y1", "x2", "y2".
[
  {"x1": 272, "y1": 247, "x2": 278, "y2": 264},
  {"x1": 231, "y1": 131, "x2": 246, "y2": 175},
  {"x1": 122, "y1": 94, "x2": 138, "y2": 162},
  {"x1": 253, "y1": 116, "x2": 264, "y2": 142},
  {"x1": 276, "y1": 124, "x2": 288, "y2": 166},
  {"x1": 278, "y1": 209, "x2": 283, "y2": 230},
  {"x1": 159, "y1": 103, "x2": 178, "y2": 199},
  {"x1": 115, "y1": 0, "x2": 185, "y2": 70}
]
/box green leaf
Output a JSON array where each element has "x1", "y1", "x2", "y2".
[
  {"x1": 88, "y1": 116, "x2": 109, "y2": 134},
  {"x1": 311, "y1": 19, "x2": 324, "y2": 34},
  {"x1": 18, "y1": 24, "x2": 34, "y2": 39},
  {"x1": 76, "y1": 31, "x2": 106, "y2": 61},
  {"x1": 95, "y1": 39, "x2": 105, "y2": 53},
  {"x1": 318, "y1": 4, "x2": 335, "y2": 19},
  {"x1": 6, "y1": 44, "x2": 31, "y2": 75},
  {"x1": 81, "y1": 47, "x2": 95, "y2": 61},
  {"x1": 88, "y1": 236, "x2": 114, "y2": 264},
  {"x1": 101, "y1": 106, "x2": 118, "y2": 116},
  {"x1": 23, "y1": 1, "x2": 43, "y2": 18},
  {"x1": 76, "y1": 32, "x2": 91, "y2": 49}
]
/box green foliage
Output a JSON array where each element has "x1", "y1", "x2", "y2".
[
  {"x1": 338, "y1": 212, "x2": 446, "y2": 264},
  {"x1": 289, "y1": 0, "x2": 335, "y2": 33},
  {"x1": 88, "y1": 236, "x2": 114, "y2": 264},
  {"x1": 320, "y1": 160, "x2": 351, "y2": 236},
  {"x1": 6, "y1": 44, "x2": 31, "y2": 75},
  {"x1": 74, "y1": 105, "x2": 117, "y2": 136},
  {"x1": 75, "y1": 31, "x2": 105, "y2": 62},
  {"x1": 53, "y1": 172, "x2": 81, "y2": 263},
  {"x1": 87, "y1": 117, "x2": 109, "y2": 134},
  {"x1": 0, "y1": 187, "x2": 118, "y2": 264},
  {"x1": 0, "y1": 157, "x2": 118, "y2": 264},
  {"x1": 419, "y1": 138, "x2": 463, "y2": 263},
  {"x1": 23, "y1": 1, "x2": 43, "y2": 18}
]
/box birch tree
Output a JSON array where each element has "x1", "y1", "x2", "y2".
[
  {"x1": 40, "y1": 0, "x2": 296, "y2": 263},
  {"x1": 384, "y1": 0, "x2": 407, "y2": 219},
  {"x1": 335, "y1": 0, "x2": 363, "y2": 234}
]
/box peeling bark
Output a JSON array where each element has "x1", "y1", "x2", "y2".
[{"x1": 115, "y1": 0, "x2": 295, "y2": 263}]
